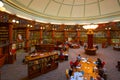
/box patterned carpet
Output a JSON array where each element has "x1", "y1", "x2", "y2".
[{"x1": 0, "y1": 44, "x2": 120, "y2": 80}]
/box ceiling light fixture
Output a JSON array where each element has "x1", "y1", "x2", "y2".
[
  {"x1": 0, "y1": 0, "x2": 4, "y2": 7},
  {"x1": 83, "y1": 24, "x2": 98, "y2": 30}
]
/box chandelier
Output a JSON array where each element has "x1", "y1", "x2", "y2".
[
  {"x1": 0, "y1": 0, "x2": 6, "y2": 11},
  {"x1": 0, "y1": 1, "x2": 4, "y2": 7},
  {"x1": 83, "y1": 24, "x2": 98, "y2": 30}
]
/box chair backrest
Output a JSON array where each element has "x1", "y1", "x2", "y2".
[
  {"x1": 117, "y1": 61, "x2": 120, "y2": 69},
  {"x1": 118, "y1": 61, "x2": 120, "y2": 65},
  {"x1": 102, "y1": 61, "x2": 105, "y2": 68}
]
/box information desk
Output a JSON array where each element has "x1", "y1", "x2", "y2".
[{"x1": 26, "y1": 52, "x2": 59, "y2": 79}]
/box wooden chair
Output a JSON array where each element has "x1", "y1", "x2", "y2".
[{"x1": 65, "y1": 69, "x2": 69, "y2": 79}]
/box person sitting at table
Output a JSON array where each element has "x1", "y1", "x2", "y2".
[
  {"x1": 96, "y1": 75, "x2": 104, "y2": 80},
  {"x1": 98, "y1": 67, "x2": 107, "y2": 80},
  {"x1": 69, "y1": 67, "x2": 76, "y2": 80},
  {"x1": 68, "y1": 67, "x2": 74, "y2": 77},
  {"x1": 70, "y1": 61, "x2": 74, "y2": 68},
  {"x1": 73, "y1": 67, "x2": 84, "y2": 80},
  {"x1": 95, "y1": 45, "x2": 99, "y2": 50},
  {"x1": 77, "y1": 54, "x2": 81, "y2": 61},
  {"x1": 101, "y1": 61, "x2": 105, "y2": 68},
  {"x1": 98, "y1": 68, "x2": 104, "y2": 77},
  {"x1": 73, "y1": 59, "x2": 80, "y2": 67},
  {"x1": 70, "y1": 76, "x2": 75, "y2": 80},
  {"x1": 96, "y1": 58, "x2": 102, "y2": 68},
  {"x1": 116, "y1": 60, "x2": 120, "y2": 71},
  {"x1": 59, "y1": 49, "x2": 65, "y2": 61}
]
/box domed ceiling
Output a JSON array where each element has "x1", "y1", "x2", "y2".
[{"x1": 3, "y1": 0, "x2": 120, "y2": 24}]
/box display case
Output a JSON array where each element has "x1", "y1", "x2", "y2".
[{"x1": 26, "y1": 52, "x2": 59, "y2": 79}]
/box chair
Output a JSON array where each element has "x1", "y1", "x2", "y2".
[
  {"x1": 70, "y1": 61, "x2": 74, "y2": 68},
  {"x1": 118, "y1": 61, "x2": 120, "y2": 65},
  {"x1": 65, "y1": 69, "x2": 70, "y2": 79},
  {"x1": 49, "y1": 48, "x2": 54, "y2": 52},
  {"x1": 116, "y1": 61, "x2": 120, "y2": 71},
  {"x1": 59, "y1": 55, "x2": 65, "y2": 62},
  {"x1": 102, "y1": 61, "x2": 105, "y2": 68},
  {"x1": 64, "y1": 55, "x2": 68, "y2": 61}
]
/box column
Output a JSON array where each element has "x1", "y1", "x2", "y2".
[
  {"x1": 87, "y1": 34, "x2": 93, "y2": 49},
  {"x1": 52, "y1": 30, "x2": 55, "y2": 44},
  {"x1": 85, "y1": 29, "x2": 96, "y2": 55},
  {"x1": 25, "y1": 27, "x2": 30, "y2": 52},
  {"x1": 87, "y1": 29, "x2": 94, "y2": 49},
  {"x1": 64, "y1": 30, "x2": 68, "y2": 42},
  {"x1": 39, "y1": 28, "x2": 43, "y2": 44},
  {"x1": 76, "y1": 30, "x2": 80, "y2": 43},
  {"x1": 9, "y1": 23, "x2": 13, "y2": 43},
  {"x1": 63, "y1": 25, "x2": 68, "y2": 42},
  {"x1": 106, "y1": 29, "x2": 111, "y2": 45},
  {"x1": 9, "y1": 23, "x2": 16, "y2": 64}
]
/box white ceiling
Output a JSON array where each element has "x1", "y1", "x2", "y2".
[{"x1": 2, "y1": 0, "x2": 120, "y2": 25}]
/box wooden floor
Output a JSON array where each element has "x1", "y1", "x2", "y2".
[{"x1": 1, "y1": 44, "x2": 120, "y2": 80}]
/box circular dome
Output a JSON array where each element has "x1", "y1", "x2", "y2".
[{"x1": 3, "y1": 0, "x2": 120, "y2": 24}]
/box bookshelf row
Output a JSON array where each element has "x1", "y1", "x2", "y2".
[{"x1": 26, "y1": 52, "x2": 59, "y2": 78}]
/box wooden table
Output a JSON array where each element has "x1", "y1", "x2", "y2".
[{"x1": 73, "y1": 58, "x2": 98, "y2": 80}]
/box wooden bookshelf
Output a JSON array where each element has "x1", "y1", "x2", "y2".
[
  {"x1": 0, "y1": 25, "x2": 9, "y2": 45},
  {"x1": 0, "y1": 22, "x2": 16, "y2": 65},
  {"x1": 35, "y1": 44, "x2": 55, "y2": 52},
  {"x1": 29, "y1": 30, "x2": 40, "y2": 46},
  {"x1": 26, "y1": 52, "x2": 59, "y2": 79}
]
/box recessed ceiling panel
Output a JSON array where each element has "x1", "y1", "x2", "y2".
[
  {"x1": 100, "y1": 0, "x2": 120, "y2": 15},
  {"x1": 63, "y1": 0, "x2": 74, "y2": 5},
  {"x1": 74, "y1": 0, "x2": 84, "y2": 5},
  {"x1": 58, "y1": 5, "x2": 72, "y2": 17},
  {"x1": 16, "y1": 0, "x2": 31, "y2": 7},
  {"x1": 86, "y1": 0, "x2": 98, "y2": 4},
  {"x1": 54, "y1": 0, "x2": 63, "y2": 3},
  {"x1": 71, "y1": 6, "x2": 84, "y2": 17},
  {"x1": 85, "y1": 3, "x2": 99, "y2": 17},
  {"x1": 45, "y1": 1, "x2": 60, "y2": 16},
  {"x1": 29, "y1": 0, "x2": 50, "y2": 12}
]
